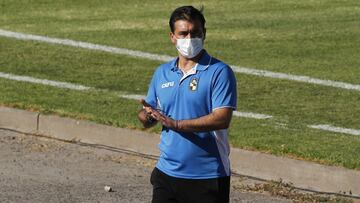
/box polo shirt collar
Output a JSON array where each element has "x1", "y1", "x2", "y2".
[
  {"x1": 196, "y1": 51, "x2": 212, "y2": 71},
  {"x1": 170, "y1": 50, "x2": 212, "y2": 72}
]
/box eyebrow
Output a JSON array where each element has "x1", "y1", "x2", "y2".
[
  {"x1": 178, "y1": 29, "x2": 202, "y2": 35},
  {"x1": 178, "y1": 31, "x2": 189, "y2": 35}
]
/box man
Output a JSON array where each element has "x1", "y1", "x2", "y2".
[{"x1": 138, "y1": 5, "x2": 237, "y2": 203}]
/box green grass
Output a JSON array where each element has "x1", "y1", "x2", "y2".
[
  {"x1": 1, "y1": 38, "x2": 359, "y2": 130},
  {"x1": 1, "y1": 0, "x2": 359, "y2": 82},
  {"x1": 0, "y1": 37, "x2": 159, "y2": 94},
  {"x1": 230, "y1": 118, "x2": 360, "y2": 169},
  {"x1": 0, "y1": 77, "x2": 162, "y2": 133},
  {"x1": 0, "y1": 0, "x2": 360, "y2": 170}
]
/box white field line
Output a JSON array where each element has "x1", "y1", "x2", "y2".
[
  {"x1": 1, "y1": 29, "x2": 360, "y2": 92},
  {"x1": 0, "y1": 71, "x2": 271, "y2": 120},
  {"x1": 0, "y1": 72, "x2": 90, "y2": 91},
  {"x1": 308, "y1": 124, "x2": 360, "y2": 136},
  {"x1": 233, "y1": 111, "x2": 273, "y2": 119},
  {"x1": 118, "y1": 94, "x2": 146, "y2": 101},
  {"x1": 233, "y1": 67, "x2": 360, "y2": 92},
  {"x1": 0, "y1": 29, "x2": 173, "y2": 62}
]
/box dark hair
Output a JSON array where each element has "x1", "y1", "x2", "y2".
[{"x1": 169, "y1": 6, "x2": 206, "y2": 33}]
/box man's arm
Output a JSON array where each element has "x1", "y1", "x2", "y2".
[{"x1": 160, "y1": 107, "x2": 233, "y2": 132}]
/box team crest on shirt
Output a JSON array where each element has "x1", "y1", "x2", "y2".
[{"x1": 189, "y1": 77, "x2": 198, "y2": 91}]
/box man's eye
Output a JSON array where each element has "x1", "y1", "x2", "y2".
[{"x1": 191, "y1": 31, "x2": 202, "y2": 37}]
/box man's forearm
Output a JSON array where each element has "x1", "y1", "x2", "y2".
[
  {"x1": 175, "y1": 108, "x2": 233, "y2": 132},
  {"x1": 176, "y1": 116, "x2": 226, "y2": 132}
]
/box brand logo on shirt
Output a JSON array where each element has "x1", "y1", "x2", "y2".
[
  {"x1": 161, "y1": 81, "x2": 174, "y2": 88},
  {"x1": 189, "y1": 77, "x2": 198, "y2": 91}
]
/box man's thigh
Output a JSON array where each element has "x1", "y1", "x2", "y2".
[
  {"x1": 176, "y1": 175, "x2": 230, "y2": 203},
  {"x1": 150, "y1": 167, "x2": 178, "y2": 203},
  {"x1": 150, "y1": 167, "x2": 230, "y2": 203}
]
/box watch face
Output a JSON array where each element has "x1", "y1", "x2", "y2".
[{"x1": 189, "y1": 77, "x2": 198, "y2": 91}]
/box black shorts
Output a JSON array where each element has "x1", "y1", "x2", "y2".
[{"x1": 150, "y1": 167, "x2": 230, "y2": 203}]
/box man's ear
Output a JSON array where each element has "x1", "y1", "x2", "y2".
[
  {"x1": 169, "y1": 32, "x2": 176, "y2": 45},
  {"x1": 203, "y1": 28, "x2": 206, "y2": 41}
]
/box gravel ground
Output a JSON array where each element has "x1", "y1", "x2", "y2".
[{"x1": 0, "y1": 129, "x2": 291, "y2": 203}]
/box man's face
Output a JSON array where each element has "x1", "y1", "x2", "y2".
[{"x1": 170, "y1": 19, "x2": 206, "y2": 45}]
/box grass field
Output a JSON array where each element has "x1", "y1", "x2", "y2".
[{"x1": 0, "y1": 0, "x2": 359, "y2": 170}]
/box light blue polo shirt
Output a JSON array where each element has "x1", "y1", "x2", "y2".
[{"x1": 145, "y1": 50, "x2": 237, "y2": 179}]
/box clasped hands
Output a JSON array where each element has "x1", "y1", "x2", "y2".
[{"x1": 140, "y1": 99, "x2": 179, "y2": 130}]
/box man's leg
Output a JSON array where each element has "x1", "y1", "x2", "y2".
[
  {"x1": 150, "y1": 167, "x2": 178, "y2": 203},
  {"x1": 176, "y1": 176, "x2": 231, "y2": 203},
  {"x1": 217, "y1": 176, "x2": 231, "y2": 202}
]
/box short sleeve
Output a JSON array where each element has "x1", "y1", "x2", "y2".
[
  {"x1": 211, "y1": 65, "x2": 237, "y2": 111},
  {"x1": 145, "y1": 71, "x2": 158, "y2": 108}
]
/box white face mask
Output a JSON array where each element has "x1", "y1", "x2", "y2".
[{"x1": 175, "y1": 37, "x2": 203, "y2": 59}]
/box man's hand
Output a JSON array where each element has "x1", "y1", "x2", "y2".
[
  {"x1": 140, "y1": 99, "x2": 162, "y2": 121},
  {"x1": 139, "y1": 99, "x2": 180, "y2": 130},
  {"x1": 138, "y1": 99, "x2": 162, "y2": 128}
]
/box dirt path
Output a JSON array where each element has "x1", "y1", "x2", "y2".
[{"x1": 0, "y1": 129, "x2": 292, "y2": 202}]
